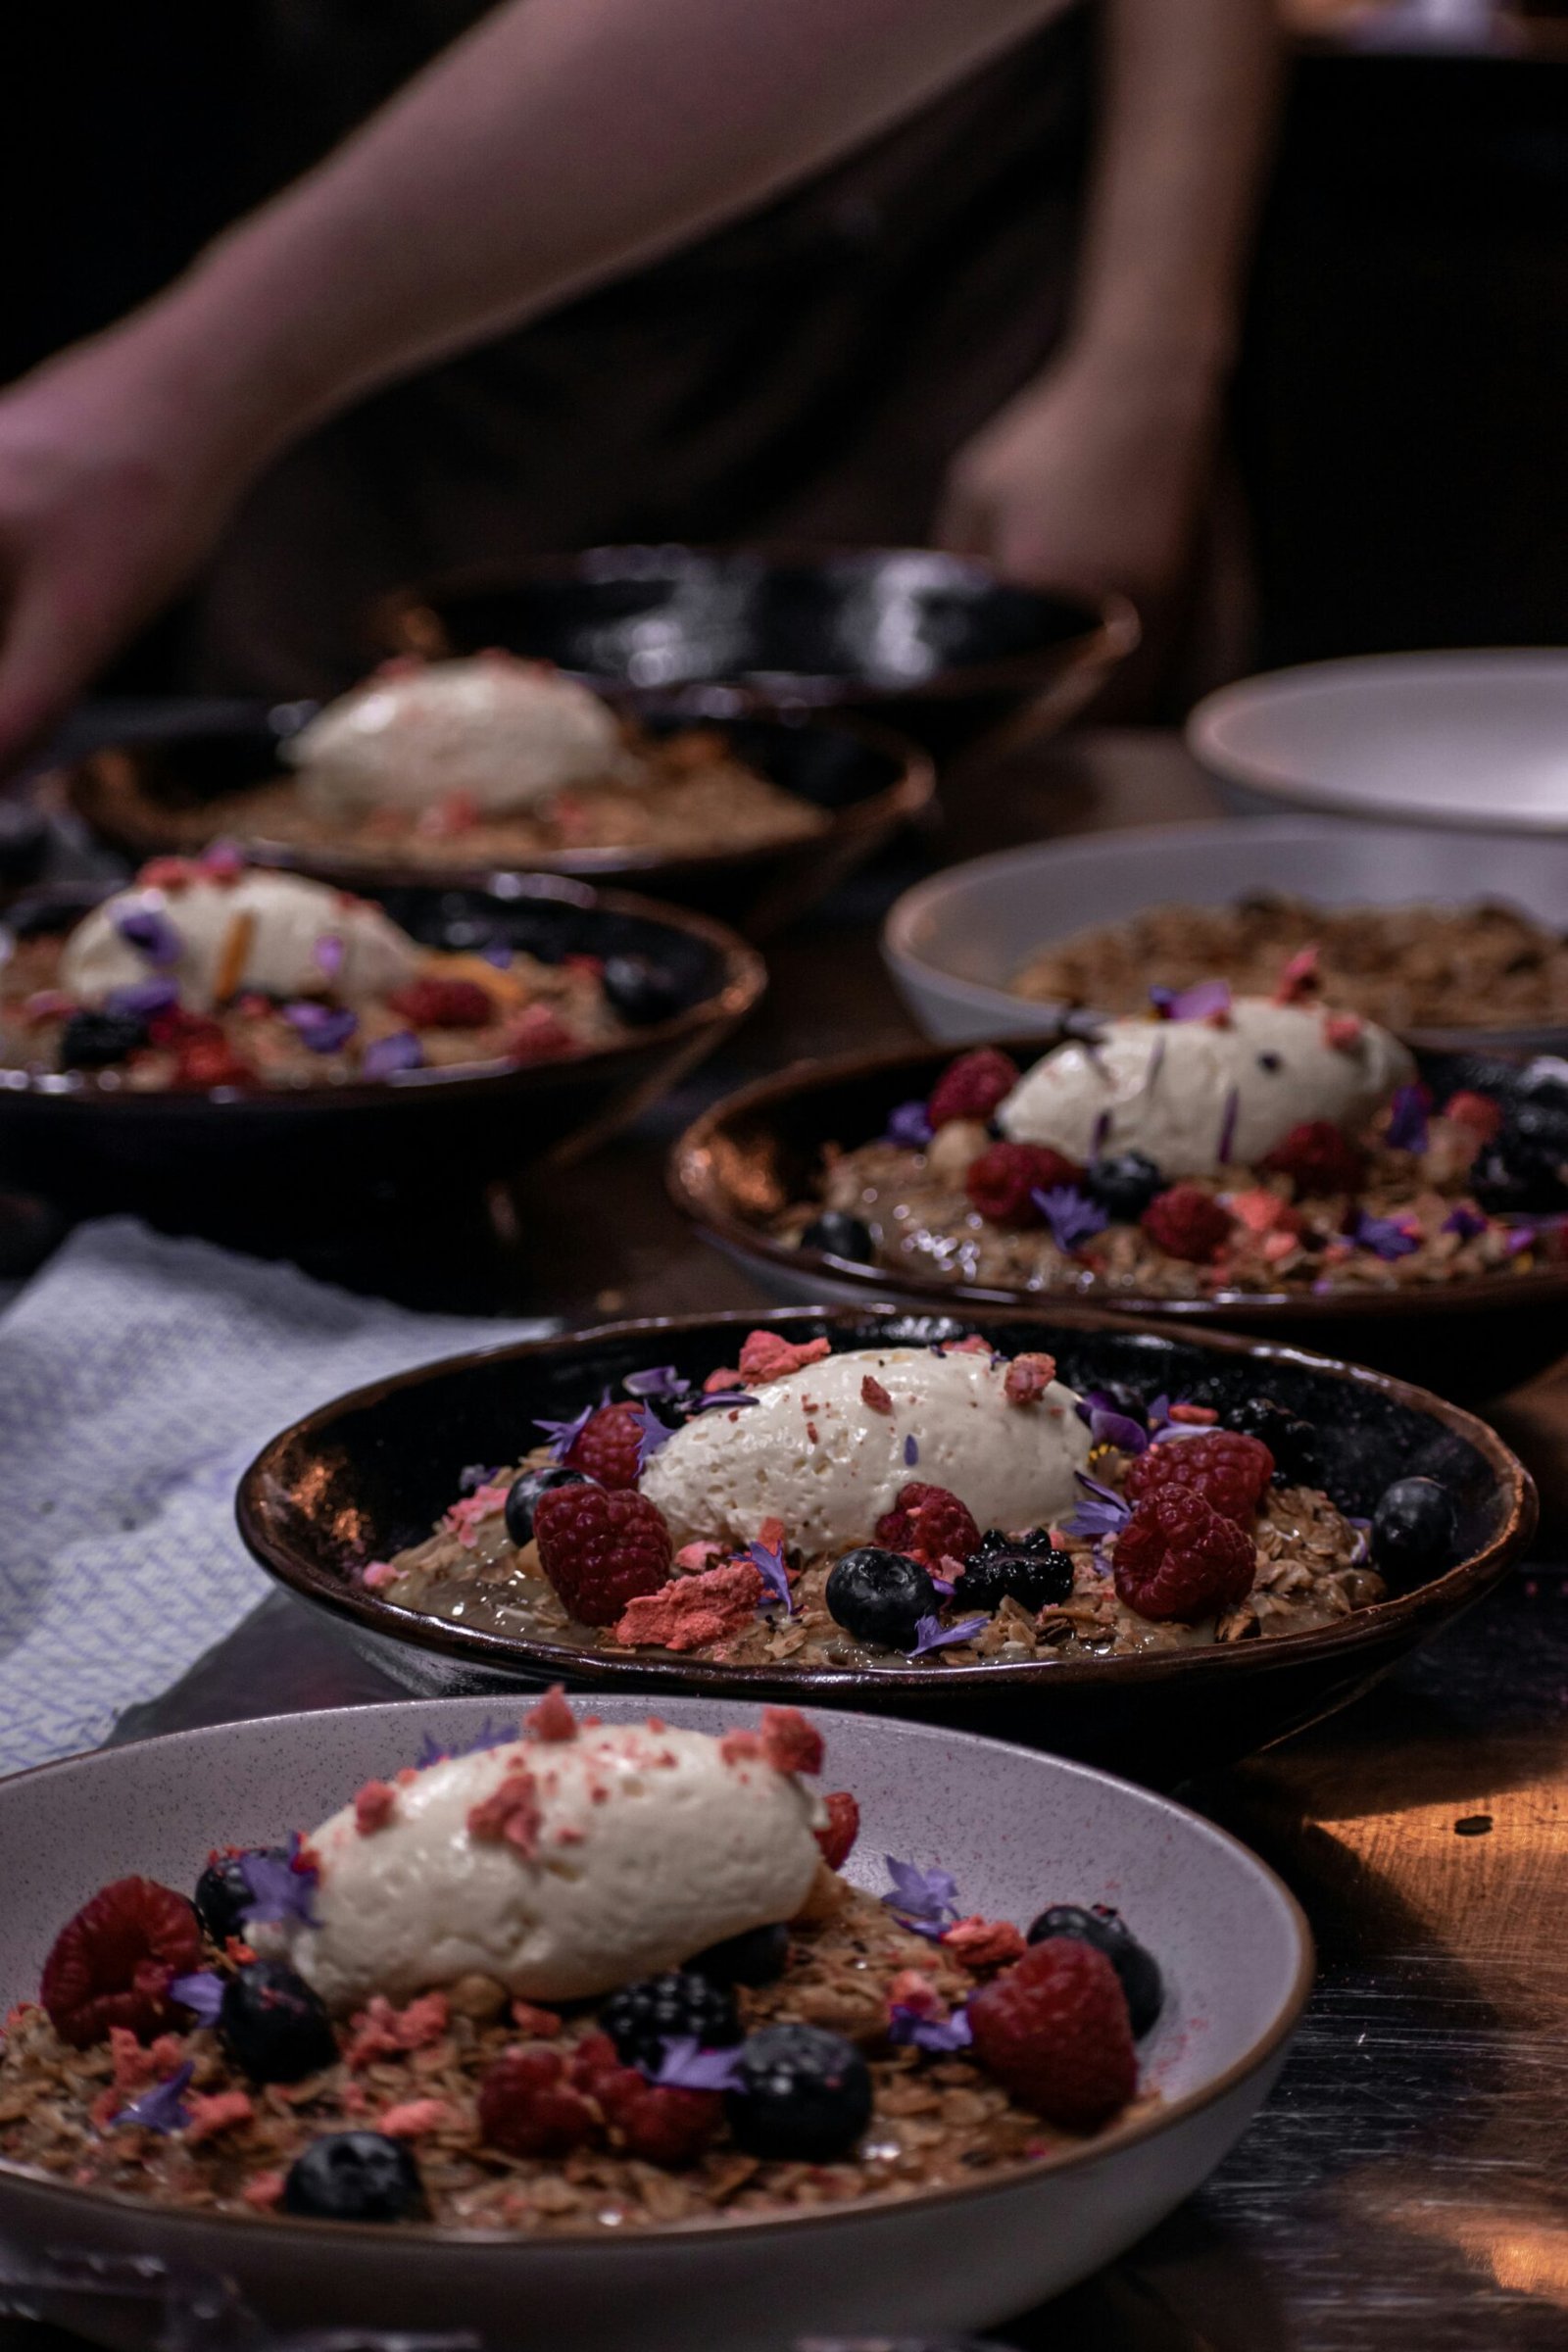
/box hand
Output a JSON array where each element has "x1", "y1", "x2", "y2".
[{"x1": 935, "y1": 348, "x2": 1220, "y2": 611}]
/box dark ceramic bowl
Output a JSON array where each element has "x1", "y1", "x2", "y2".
[
  {"x1": 61, "y1": 705, "x2": 934, "y2": 940},
  {"x1": 236, "y1": 1306, "x2": 1534, "y2": 1784},
  {"x1": 0, "y1": 876, "x2": 762, "y2": 1237},
  {"x1": 369, "y1": 545, "x2": 1140, "y2": 761},
  {"x1": 668, "y1": 1035, "x2": 1568, "y2": 1404}
]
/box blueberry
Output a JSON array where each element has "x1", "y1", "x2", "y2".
[
  {"x1": 1371, "y1": 1476, "x2": 1457, "y2": 1576},
  {"x1": 824, "y1": 1547, "x2": 937, "y2": 1650},
  {"x1": 800, "y1": 1211, "x2": 875, "y2": 1264},
  {"x1": 281, "y1": 2132, "x2": 424, "y2": 2223},
  {"x1": 1086, "y1": 1152, "x2": 1164, "y2": 1222},
  {"x1": 194, "y1": 1847, "x2": 285, "y2": 1947},
  {"x1": 602, "y1": 954, "x2": 684, "y2": 1026},
  {"x1": 218, "y1": 1962, "x2": 338, "y2": 2084},
  {"x1": 724, "y1": 2024, "x2": 872, "y2": 2161},
  {"x1": 601, "y1": 1969, "x2": 741, "y2": 2070},
  {"x1": 690, "y1": 1922, "x2": 790, "y2": 1987},
  {"x1": 1228, "y1": 1396, "x2": 1321, "y2": 1488},
  {"x1": 959, "y1": 1536, "x2": 1073, "y2": 1614},
  {"x1": 504, "y1": 1463, "x2": 590, "y2": 1547},
  {"x1": 1026, "y1": 1904, "x2": 1163, "y2": 2037},
  {"x1": 59, "y1": 1009, "x2": 149, "y2": 1070}
]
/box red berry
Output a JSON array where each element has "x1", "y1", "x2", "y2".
[
  {"x1": 600, "y1": 2072, "x2": 723, "y2": 2166},
  {"x1": 567, "y1": 2032, "x2": 623, "y2": 2098},
  {"x1": 1257, "y1": 1120, "x2": 1369, "y2": 1199},
  {"x1": 967, "y1": 1936, "x2": 1137, "y2": 2129},
  {"x1": 174, "y1": 1038, "x2": 256, "y2": 1090},
  {"x1": 533, "y1": 1486, "x2": 673, "y2": 1626},
  {"x1": 1124, "y1": 1431, "x2": 1275, "y2": 1525},
  {"x1": 927, "y1": 1049, "x2": 1019, "y2": 1130},
  {"x1": 1445, "y1": 1090, "x2": 1503, "y2": 1144},
  {"x1": 815, "y1": 1790, "x2": 860, "y2": 1871},
  {"x1": 1141, "y1": 1185, "x2": 1233, "y2": 1263},
  {"x1": 966, "y1": 1142, "x2": 1084, "y2": 1228},
  {"x1": 40, "y1": 1878, "x2": 204, "y2": 2049},
  {"x1": 1112, "y1": 1489, "x2": 1257, "y2": 1623},
  {"x1": 388, "y1": 977, "x2": 497, "y2": 1031},
  {"x1": 477, "y1": 2046, "x2": 598, "y2": 2156},
  {"x1": 564, "y1": 1402, "x2": 644, "y2": 1490},
  {"x1": 873, "y1": 1481, "x2": 981, "y2": 1567}
]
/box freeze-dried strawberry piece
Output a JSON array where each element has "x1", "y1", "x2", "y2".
[
  {"x1": 40, "y1": 1878, "x2": 203, "y2": 2048},
  {"x1": 760, "y1": 1707, "x2": 823, "y2": 1777},
  {"x1": 612, "y1": 1561, "x2": 764, "y2": 1652},
  {"x1": 941, "y1": 1916, "x2": 1028, "y2": 1971},
  {"x1": 737, "y1": 1331, "x2": 832, "y2": 1386},
  {"x1": 814, "y1": 1791, "x2": 860, "y2": 1870}
]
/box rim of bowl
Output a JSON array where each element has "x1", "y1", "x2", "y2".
[
  {"x1": 1187, "y1": 649, "x2": 1568, "y2": 838},
  {"x1": 879, "y1": 817, "x2": 1568, "y2": 1055},
  {"x1": 368, "y1": 542, "x2": 1142, "y2": 710},
  {"x1": 0, "y1": 1695, "x2": 1313, "y2": 2249},
  {"x1": 236, "y1": 1303, "x2": 1536, "y2": 1698},
  {"x1": 667, "y1": 1037, "x2": 1568, "y2": 1328},
  {"x1": 0, "y1": 875, "x2": 765, "y2": 1116},
  {"x1": 59, "y1": 709, "x2": 936, "y2": 894}
]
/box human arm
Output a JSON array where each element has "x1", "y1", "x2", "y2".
[
  {"x1": 0, "y1": 0, "x2": 1077, "y2": 766},
  {"x1": 937, "y1": 0, "x2": 1281, "y2": 607}
]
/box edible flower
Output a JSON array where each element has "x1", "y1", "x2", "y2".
[
  {"x1": 1075, "y1": 1393, "x2": 1150, "y2": 1456},
  {"x1": 415, "y1": 1716, "x2": 520, "y2": 1769},
  {"x1": 117, "y1": 2062, "x2": 194, "y2": 2134},
  {"x1": 458, "y1": 1462, "x2": 504, "y2": 1494},
  {"x1": 1387, "y1": 1082, "x2": 1433, "y2": 1154},
  {"x1": 1151, "y1": 978, "x2": 1231, "y2": 1023},
  {"x1": 629, "y1": 1403, "x2": 676, "y2": 1472},
  {"x1": 1033, "y1": 1186, "x2": 1109, "y2": 1254},
  {"x1": 888, "y1": 2002, "x2": 973, "y2": 2054},
  {"x1": 747, "y1": 1534, "x2": 796, "y2": 1616},
  {"x1": 649, "y1": 2036, "x2": 748, "y2": 2092},
  {"x1": 283, "y1": 1002, "x2": 359, "y2": 1054},
  {"x1": 113, "y1": 906, "x2": 182, "y2": 968},
  {"x1": 239, "y1": 1832, "x2": 321, "y2": 1928},
  {"x1": 904, "y1": 1433, "x2": 920, "y2": 1465},
  {"x1": 313, "y1": 933, "x2": 346, "y2": 979},
  {"x1": 886, "y1": 1099, "x2": 934, "y2": 1149},
  {"x1": 1217, "y1": 1085, "x2": 1241, "y2": 1165},
  {"x1": 361, "y1": 1030, "x2": 423, "y2": 1078},
  {"x1": 623, "y1": 1366, "x2": 691, "y2": 1403},
  {"x1": 1443, "y1": 1203, "x2": 1488, "y2": 1242},
  {"x1": 106, "y1": 977, "x2": 179, "y2": 1019},
  {"x1": 689, "y1": 1389, "x2": 760, "y2": 1414},
  {"x1": 1063, "y1": 1471, "x2": 1132, "y2": 1540},
  {"x1": 881, "y1": 1855, "x2": 960, "y2": 1938},
  {"x1": 170, "y1": 1971, "x2": 225, "y2": 2027},
  {"x1": 534, "y1": 1393, "x2": 608, "y2": 1463},
  {"x1": 1348, "y1": 1207, "x2": 1421, "y2": 1262},
  {"x1": 906, "y1": 1614, "x2": 989, "y2": 1657}
]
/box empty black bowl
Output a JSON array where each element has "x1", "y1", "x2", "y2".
[
  {"x1": 369, "y1": 545, "x2": 1139, "y2": 760},
  {"x1": 0, "y1": 875, "x2": 762, "y2": 1240},
  {"x1": 236, "y1": 1305, "x2": 1533, "y2": 1785}
]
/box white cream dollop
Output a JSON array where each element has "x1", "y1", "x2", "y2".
[
  {"x1": 639, "y1": 1345, "x2": 1091, "y2": 1556},
  {"x1": 285, "y1": 654, "x2": 635, "y2": 818},
  {"x1": 273, "y1": 1721, "x2": 824, "y2": 2013},
  {"x1": 996, "y1": 998, "x2": 1414, "y2": 1177},
  {"x1": 60, "y1": 868, "x2": 422, "y2": 1013}
]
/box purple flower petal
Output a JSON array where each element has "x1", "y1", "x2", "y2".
[
  {"x1": 648, "y1": 2036, "x2": 748, "y2": 2091},
  {"x1": 1217, "y1": 1085, "x2": 1241, "y2": 1165},
  {"x1": 882, "y1": 1855, "x2": 960, "y2": 1927},
  {"x1": 1348, "y1": 1207, "x2": 1421, "y2": 1262},
  {"x1": 1151, "y1": 979, "x2": 1232, "y2": 1023},
  {"x1": 623, "y1": 1366, "x2": 691, "y2": 1402},
  {"x1": 1387, "y1": 1081, "x2": 1432, "y2": 1154},
  {"x1": 170, "y1": 1972, "x2": 224, "y2": 2027},
  {"x1": 480, "y1": 942, "x2": 514, "y2": 969},
  {"x1": 1443, "y1": 1203, "x2": 1488, "y2": 1242},
  {"x1": 1091, "y1": 1109, "x2": 1112, "y2": 1158},
  {"x1": 747, "y1": 1536, "x2": 796, "y2": 1616},
  {"x1": 887, "y1": 1099, "x2": 934, "y2": 1150},
  {"x1": 283, "y1": 1002, "x2": 358, "y2": 1054},
  {"x1": 313, "y1": 933, "x2": 346, "y2": 979},
  {"x1": 631, "y1": 1402, "x2": 676, "y2": 1472},
  {"x1": 906, "y1": 1613, "x2": 989, "y2": 1657},
  {"x1": 105, "y1": 977, "x2": 180, "y2": 1019},
  {"x1": 1063, "y1": 1470, "x2": 1132, "y2": 1540},
  {"x1": 114, "y1": 906, "x2": 183, "y2": 969},
  {"x1": 928, "y1": 1574, "x2": 956, "y2": 1596},
  {"x1": 458, "y1": 1462, "x2": 504, "y2": 1494},
  {"x1": 689, "y1": 1389, "x2": 760, "y2": 1414},
  {"x1": 118, "y1": 2062, "x2": 194, "y2": 2134},
  {"x1": 889, "y1": 2003, "x2": 973, "y2": 2053},
  {"x1": 361, "y1": 1029, "x2": 423, "y2": 1079},
  {"x1": 415, "y1": 1714, "x2": 520, "y2": 1769},
  {"x1": 1075, "y1": 1393, "x2": 1149, "y2": 1456},
  {"x1": 239, "y1": 1833, "x2": 320, "y2": 1928},
  {"x1": 535, "y1": 1392, "x2": 608, "y2": 1462},
  {"x1": 1033, "y1": 1185, "x2": 1109, "y2": 1254},
  {"x1": 904, "y1": 1434, "x2": 919, "y2": 1466}
]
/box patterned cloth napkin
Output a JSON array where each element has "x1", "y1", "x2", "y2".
[{"x1": 0, "y1": 1218, "x2": 553, "y2": 1773}]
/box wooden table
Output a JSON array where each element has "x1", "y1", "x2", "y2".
[{"x1": 14, "y1": 726, "x2": 1568, "y2": 2351}]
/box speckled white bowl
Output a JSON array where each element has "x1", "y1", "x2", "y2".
[{"x1": 0, "y1": 1695, "x2": 1309, "y2": 2350}]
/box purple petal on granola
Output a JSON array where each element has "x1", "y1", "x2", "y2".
[
  {"x1": 623, "y1": 1366, "x2": 691, "y2": 1402},
  {"x1": 117, "y1": 2063, "x2": 194, "y2": 2135},
  {"x1": 105, "y1": 977, "x2": 180, "y2": 1019},
  {"x1": 1151, "y1": 978, "x2": 1232, "y2": 1023},
  {"x1": 904, "y1": 1434, "x2": 919, "y2": 1466},
  {"x1": 534, "y1": 1393, "x2": 608, "y2": 1462},
  {"x1": 113, "y1": 906, "x2": 183, "y2": 968},
  {"x1": 630, "y1": 1403, "x2": 677, "y2": 1473},
  {"x1": 1033, "y1": 1185, "x2": 1109, "y2": 1254},
  {"x1": 1063, "y1": 1471, "x2": 1133, "y2": 1539},
  {"x1": 648, "y1": 2036, "x2": 749, "y2": 2091},
  {"x1": 283, "y1": 1002, "x2": 359, "y2": 1055},
  {"x1": 1075, "y1": 1393, "x2": 1149, "y2": 1456},
  {"x1": 888, "y1": 2002, "x2": 974, "y2": 2053},
  {"x1": 170, "y1": 1972, "x2": 225, "y2": 2027},
  {"x1": 240, "y1": 1834, "x2": 321, "y2": 1928},
  {"x1": 881, "y1": 1855, "x2": 960, "y2": 1929},
  {"x1": 1348, "y1": 1207, "x2": 1421, "y2": 1261},
  {"x1": 887, "y1": 1099, "x2": 935, "y2": 1149},
  {"x1": 1217, "y1": 1084, "x2": 1241, "y2": 1165},
  {"x1": 906, "y1": 1613, "x2": 990, "y2": 1657},
  {"x1": 1443, "y1": 1203, "x2": 1488, "y2": 1241},
  {"x1": 361, "y1": 1029, "x2": 423, "y2": 1078},
  {"x1": 1387, "y1": 1081, "x2": 1432, "y2": 1154},
  {"x1": 747, "y1": 1536, "x2": 796, "y2": 1616},
  {"x1": 313, "y1": 932, "x2": 346, "y2": 979}
]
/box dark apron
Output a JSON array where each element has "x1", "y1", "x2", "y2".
[{"x1": 185, "y1": 3, "x2": 1096, "y2": 697}]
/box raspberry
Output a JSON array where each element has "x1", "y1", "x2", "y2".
[
  {"x1": 927, "y1": 1049, "x2": 1019, "y2": 1130},
  {"x1": 967, "y1": 1936, "x2": 1137, "y2": 2129},
  {"x1": 873, "y1": 1482, "x2": 981, "y2": 1567},
  {"x1": 1112, "y1": 1489, "x2": 1257, "y2": 1622},
  {"x1": 1124, "y1": 1431, "x2": 1275, "y2": 1525},
  {"x1": 40, "y1": 1878, "x2": 203, "y2": 2048},
  {"x1": 815, "y1": 1790, "x2": 860, "y2": 1870},
  {"x1": 965, "y1": 1143, "x2": 1084, "y2": 1228},
  {"x1": 477, "y1": 2046, "x2": 597, "y2": 2157},
  {"x1": 174, "y1": 1037, "x2": 256, "y2": 1090},
  {"x1": 1257, "y1": 1120, "x2": 1369, "y2": 1198},
  {"x1": 533, "y1": 1486, "x2": 673, "y2": 1626},
  {"x1": 598, "y1": 2067, "x2": 723, "y2": 2165},
  {"x1": 1445, "y1": 1090, "x2": 1504, "y2": 1144},
  {"x1": 388, "y1": 977, "x2": 496, "y2": 1030},
  {"x1": 563, "y1": 1402, "x2": 644, "y2": 1490},
  {"x1": 1141, "y1": 1185, "x2": 1233, "y2": 1262}
]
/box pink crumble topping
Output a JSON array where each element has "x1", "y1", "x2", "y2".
[
  {"x1": 185, "y1": 2090, "x2": 255, "y2": 2145},
  {"x1": 1004, "y1": 1352, "x2": 1057, "y2": 1406},
  {"x1": 354, "y1": 1780, "x2": 398, "y2": 1836},
  {"x1": 1273, "y1": 945, "x2": 1320, "y2": 1004},
  {"x1": 522, "y1": 1684, "x2": 577, "y2": 1742},
  {"x1": 379, "y1": 2098, "x2": 454, "y2": 2139},
  {"x1": 345, "y1": 1991, "x2": 452, "y2": 2071},
  {"x1": 467, "y1": 1767, "x2": 542, "y2": 1858},
  {"x1": 760, "y1": 1706, "x2": 823, "y2": 1777},
  {"x1": 737, "y1": 1331, "x2": 832, "y2": 1386},
  {"x1": 942, "y1": 1336, "x2": 994, "y2": 1356},
  {"x1": 703, "y1": 1365, "x2": 743, "y2": 1394},
  {"x1": 941, "y1": 1915, "x2": 1027, "y2": 1970},
  {"x1": 512, "y1": 2001, "x2": 562, "y2": 2037},
  {"x1": 362, "y1": 1559, "x2": 399, "y2": 1591},
  {"x1": 1166, "y1": 1402, "x2": 1218, "y2": 1425},
  {"x1": 442, "y1": 1485, "x2": 512, "y2": 1547},
  {"x1": 242, "y1": 2171, "x2": 286, "y2": 2210},
  {"x1": 860, "y1": 1374, "x2": 895, "y2": 1415},
  {"x1": 719, "y1": 1728, "x2": 765, "y2": 1766},
  {"x1": 612, "y1": 1560, "x2": 765, "y2": 1653},
  {"x1": 888, "y1": 1969, "x2": 941, "y2": 2015},
  {"x1": 1324, "y1": 1011, "x2": 1363, "y2": 1051},
  {"x1": 675, "y1": 1540, "x2": 724, "y2": 1573}
]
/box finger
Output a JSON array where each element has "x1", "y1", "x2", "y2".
[
  {"x1": 0, "y1": 573, "x2": 95, "y2": 780},
  {"x1": 931, "y1": 470, "x2": 993, "y2": 562}
]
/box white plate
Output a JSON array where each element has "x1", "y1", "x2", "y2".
[
  {"x1": 1188, "y1": 650, "x2": 1568, "y2": 834},
  {"x1": 881, "y1": 815, "x2": 1568, "y2": 1049},
  {"x1": 0, "y1": 1695, "x2": 1309, "y2": 2350}
]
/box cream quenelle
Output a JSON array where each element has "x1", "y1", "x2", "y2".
[
  {"x1": 286, "y1": 653, "x2": 635, "y2": 819},
  {"x1": 639, "y1": 1344, "x2": 1092, "y2": 1556},
  {"x1": 59, "y1": 866, "x2": 422, "y2": 1014},
  {"x1": 265, "y1": 1713, "x2": 825, "y2": 2012},
  {"x1": 996, "y1": 997, "x2": 1415, "y2": 1178}
]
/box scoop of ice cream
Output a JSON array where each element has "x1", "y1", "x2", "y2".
[
  {"x1": 60, "y1": 866, "x2": 422, "y2": 1013},
  {"x1": 272, "y1": 1720, "x2": 824, "y2": 2012},
  {"x1": 639, "y1": 1345, "x2": 1091, "y2": 1556},
  {"x1": 285, "y1": 654, "x2": 635, "y2": 818},
  {"x1": 996, "y1": 999, "x2": 1415, "y2": 1177}
]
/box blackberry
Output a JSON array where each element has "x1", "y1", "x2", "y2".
[
  {"x1": 281, "y1": 2132, "x2": 424, "y2": 2222},
  {"x1": 602, "y1": 954, "x2": 684, "y2": 1026},
  {"x1": 601, "y1": 1969, "x2": 741, "y2": 2071},
  {"x1": 1026, "y1": 1903, "x2": 1163, "y2": 2037},
  {"x1": 218, "y1": 1962, "x2": 337, "y2": 2084},
  {"x1": 1472, "y1": 1104, "x2": 1568, "y2": 1214},
  {"x1": 504, "y1": 1463, "x2": 589, "y2": 1547},
  {"x1": 1371, "y1": 1476, "x2": 1457, "y2": 1577},
  {"x1": 193, "y1": 1847, "x2": 285, "y2": 1946},
  {"x1": 690, "y1": 1922, "x2": 790, "y2": 1986},
  {"x1": 800, "y1": 1210, "x2": 875, "y2": 1264},
  {"x1": 824, "y1": 1547, "x2": 937, "y2": 1650},
  {"x1": 724, "y1": 2024, "x2": 872, "y2": 2161},
  {"x1": 1228, "y1": 1396, "x2": 1321, "y2": 1488},
  {"x1": 1086, "y1": 1152, "x2": 1164, "y2": 1222},
  {"x1": 59, "y1": 1009, "x2": 148, "y2": 1070},
  {"x1": 959, "y1": 1534, "x2": 1073, "y2": 1614}
]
